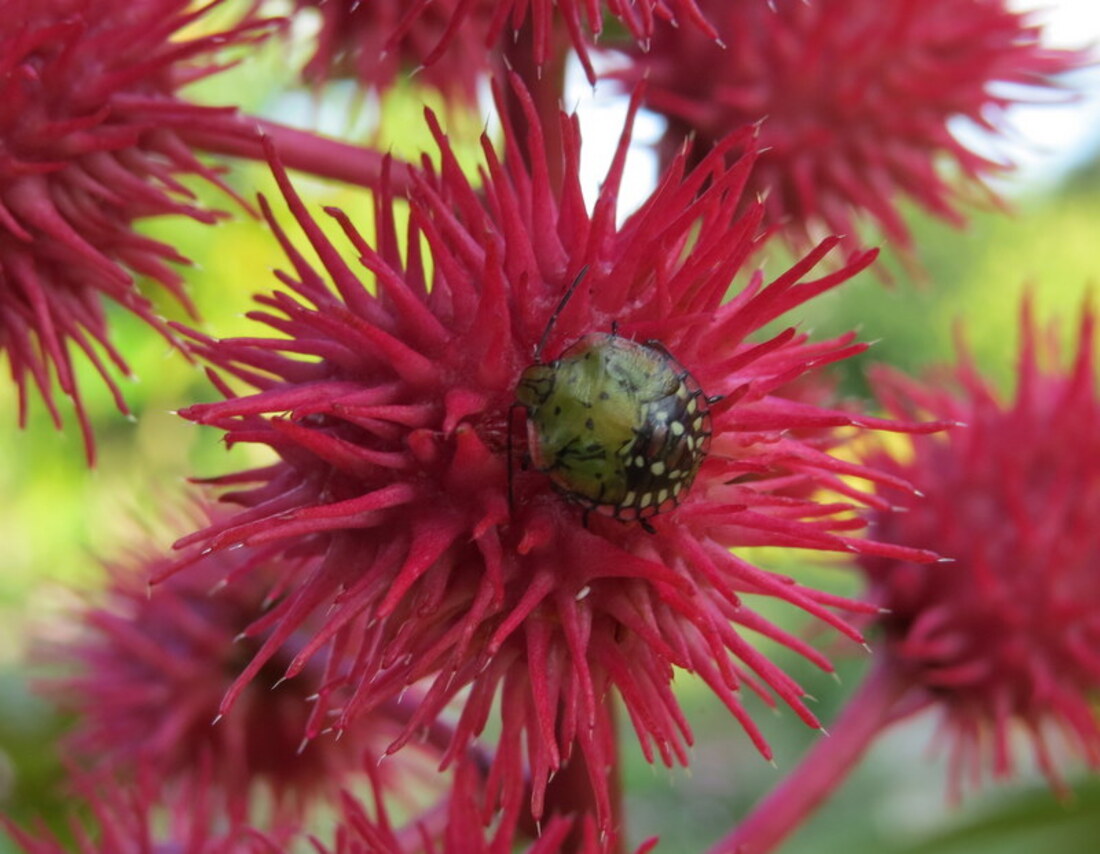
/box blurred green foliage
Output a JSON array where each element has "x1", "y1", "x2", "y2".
[{"x1": 2, "y1": 14, "x2": 1099, "y2": 851}]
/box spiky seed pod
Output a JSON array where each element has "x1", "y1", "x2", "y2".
[
  {"x1": 46, "y1": 542, "x2": 379, "y2": 822},
  {"x1": 292, "y1": 0, "x2": 492, "y2": 103},
  {"x1": 0, "y1": 0, "x2": 277, "y2": 460},
  {"x1": 611, "y1": 0, "x2": 1087, "y2": 253},
  {"x1": 298, "y1": 0, "x2": 719, "y2": 86},
  {"x1": 860, "y1": 300, "x2": 1100, "y2": 795},
  {"x1": 173, "y1": 76, "x2": 947, "y2": 839}
]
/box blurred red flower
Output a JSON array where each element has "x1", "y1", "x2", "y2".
[
  {"x1": 860, "y1": 300, "x2": 1100, "y2": 794},
  {"x1": 2, "y1": 765, "x2": 290, "y2": 854},
  {"x1": 612, "y1": 0, "x2": 1087, "y2": 252},
  {"x1": 293, "y1": 0, "x2": 492, "y2": 103},
  {"x1": 305, "y1": 0, "x2": 718, "y2": 85},
  {"x1": 0, "y1": 0, "x2": 276, "y2": 460},
  {"x1": 46, "y1": 538, "x2": 383, "y2": 822}
]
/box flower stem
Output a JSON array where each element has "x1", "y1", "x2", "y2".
[
  {"x1": 181, "y1": 114, "x2": 414, "y2": 194},
  {"x1": 708, "y1": 660, "x2": 913, "y2": 854},
  {"x1": 501, "y1": 17, "x2": 570, "y2": 191},
  {"x1": 523, "y1": 697, "x2": 624, "y2": 853}
]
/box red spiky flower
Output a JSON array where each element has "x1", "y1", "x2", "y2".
[
  {"x1": 315, "y1": 759, "x2": 594, "y2": 854},
  {"x1": 612, "y1": 0, "x2": 1086, "y2": 251},
  {"x1": 2, "y1": 766, "x2": 290, "y2": 854},
  {"x1": 309, "y1": 0, "x2": 719, "y2": 86},
  {"x1": 47, "y1": 537, "x2": 381, "y2": 822},
  {"x1": 172, "y1": 75, "x2": 945, "y2": 841},
  {"x1": 859, "y1": 300, "x2": 1100, "y2": 795},
  {"x1": 0, "y1": 0, "x2": 277, "y2": 460},
  {"x1": 293, "y1": 0, "x2": 493, "y2": 103}
]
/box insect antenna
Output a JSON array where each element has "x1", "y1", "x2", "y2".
[{"x1": 534, "y1": 265, "x2": 590, "y2": 361}]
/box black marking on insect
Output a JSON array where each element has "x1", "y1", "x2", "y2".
[{"x1": 510, "y1": 268, "x2": 714, "y2": 532}]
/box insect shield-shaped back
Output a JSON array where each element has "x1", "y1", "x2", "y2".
[{"x1": 516, "y1": 332, "x2": 712, "y2": 529}]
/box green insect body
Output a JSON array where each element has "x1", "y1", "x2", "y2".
[{"x1": 516, "y1": 332, "x2": 712, "y2": 524}]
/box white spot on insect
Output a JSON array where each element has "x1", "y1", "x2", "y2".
[
  {"x1": 650, "y1": 461, "x2": 666, "y2": 476},
  {"x1": 623, "y1": 490, "x2": 636, "y2": 506},
  {"x1": 633, "y1": 455, "x2": 645, "y2": 467},
  {"x1": 670, "y1": 421, "x2": 685, "y2": 436},
  {"x1": 687, "y1": 398, "x2": 697, "y2": 414},
  {"x1": 639, "y1": 493, "x2": 653, "y2": 509},
  {"x1": 693, "y1": 417, "x2": 703, "y2": 431},
  {"x1": 657, "y1": 488, "x2": 669, "y2": 504}
]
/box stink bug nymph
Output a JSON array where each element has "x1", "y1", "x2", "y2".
[{"x1": 513, "y1": 270, "x2": 714, "y2": 530}]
